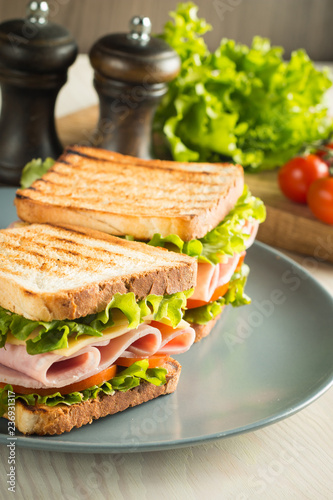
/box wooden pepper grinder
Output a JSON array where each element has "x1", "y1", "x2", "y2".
[
  {"x1": 0, "y1": 1, "x2": 77, "y2": 185},
  {"x1": 89, "y1": 16, "x2": 181, "y2": 159}
]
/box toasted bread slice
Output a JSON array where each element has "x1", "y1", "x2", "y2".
[
  {"x1": 0, "y1": 223, "x2": 196, "y2": 322},
  {"x1": 15, "y1": 145, "x2": 244, "y2": 241},
  {"x1": 3, "y1": 358, "x2": 181, "y2": 435}
]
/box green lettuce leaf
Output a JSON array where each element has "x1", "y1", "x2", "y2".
[
  {"x1": 148, "y1": 185, "x2": 265, "y2": 264},
  {"x1": 20, "y1": 158, "x2": 55, "y2": 188},
  {"x1": 110, "y1": 359, "x2": 167, "y2": 391},
  {"x1": 184, "y1": 264, "x2": 250, "y2": 324},
  {"x1": 155, "y1": 3, "x2": 333, "y2": 170},
  {"x1": 0, "y1": 361, "x2": 167, "y2": 416},
  {"x1": 0, "y1": 291, "x2": 190, "y2": 355}
]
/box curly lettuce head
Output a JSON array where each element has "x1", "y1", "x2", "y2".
[{"x1": 155, "y1": 2, "x2": 333, "y2": 170}]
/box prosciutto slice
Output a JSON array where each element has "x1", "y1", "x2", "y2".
[
  {"x1": 191, "y1": 219, "x2": 259, "y2": 302},
  {"x1": 0, "y1": 321, "x2": 194, "y2": 389}
]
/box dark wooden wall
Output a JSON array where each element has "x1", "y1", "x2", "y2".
[{"x1": 0, "y1": 0, "x2": 332, "y2": 60}]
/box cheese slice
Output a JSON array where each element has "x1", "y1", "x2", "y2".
[
  {"x1": 5, "y1": 313, "x2": 190, "y2": 358},
  {"x1": 5, "y1": 323, "x2": 131, "y2": 357}
]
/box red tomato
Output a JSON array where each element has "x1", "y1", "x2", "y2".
[
  {"x1": 0, "y1": 364, "x2": 118, "y2": 396},
  {"x1": 235, "y1": 252, "x2": 245, "y2": 272},
  {"x1": 307, "y1": 177, "x2": 333, "y2": 225},
  {"x1": 186, "y1": 282, "x2": 231, "y2": 309},
  {"x1": 278, "y1": 155, "x2": 329, "y2": 204},
  {"x1": 316, "y1": 143, "x2": 333, "y2": 165},
  {"x1": 116, "y1": 355, "x2": 170, "y2": 368}
]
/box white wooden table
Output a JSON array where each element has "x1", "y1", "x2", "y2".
[{"x1": 0, "y1": 56, "x2": 332, "y2": 500}]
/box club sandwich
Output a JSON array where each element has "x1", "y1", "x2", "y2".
[
  {"x1": 15, "y1": 146, "x2": 265, "y2": 342},
  {"x1": 0, "y1": 223, "x2": 197, "y2": 435}
]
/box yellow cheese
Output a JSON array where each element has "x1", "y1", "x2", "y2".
[
  {"x1": 5, "y1": 334, "x2": 28, "y2": 347},
  {"x1": 53, "y1": 322, "x2": 131, "y2": 357},
  {"x1": 5, "y1": 315, "x2": 189, "y2": 357}
]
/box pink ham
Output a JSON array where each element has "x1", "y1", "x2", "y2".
[
  {"x1": 243, "y1": 219, "x2": 259, "y2": 249},
  {"x1": 120, "y1": 325, "x2": 195, "y2": 357},
  {"x1": 190, "y1": 218, "x2": 258, "y2": 303},
  {"x1": 0, "y1": 322, "x2": 194, "y2": 389},
  {"x1": 158, "y1": 324, "x2": 195, "y2": 354},
  {"x1": 191, "y1": 254, "x2": 239, "y2": 302}
]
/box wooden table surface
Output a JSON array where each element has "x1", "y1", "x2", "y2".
[{"x1": 0, "y1": 56, "x2": 332, "y2": 500}]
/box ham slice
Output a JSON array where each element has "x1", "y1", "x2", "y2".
[
  {"x1": 191, "y1": 219, "x2": 258, "y2": 303},
  {"x1": 191, "y1": 254, "x2": 239, "y2": 302},
  {"x1": 105, "y1": 321, "x2": 195, "y2": 357},
  {"x1": 0, "y1": 321, "x2": 194, "y2": 389},
  {"x1": 243, "y1": 219, "x2": 259, "y2": 249}
]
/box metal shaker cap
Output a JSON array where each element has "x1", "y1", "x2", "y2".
[
  {"x1": 0, "y1": 1, "x2": 77, "y2": 75},
  {"x1": 89, "y1": 16, "x2": 181, "y2": 85}
]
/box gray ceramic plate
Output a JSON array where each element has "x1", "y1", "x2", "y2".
[{"x1": 0, "y1": 187, "x2": 332, "y2": 453}]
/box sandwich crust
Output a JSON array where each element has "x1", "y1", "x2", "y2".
[
  {"x1": 15, "y1": 145, "x2": 244, "y2": 241},
  {"x1": 4, "y1": 358, "x2": 181, "y2": 435},
  {"x1": 0, "y1": 223, "x2": 197, "y2": 321}
]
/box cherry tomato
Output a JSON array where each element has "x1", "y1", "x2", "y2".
[
  {"x1": 307, "y1": 177, "x2": 333, "y2": 225},
  {"x1": 278, "y1": 155, "x2": 329, "y2": 204},
  {"x1": 316, "y1": 143, "x2": 333, "y2": 165}
]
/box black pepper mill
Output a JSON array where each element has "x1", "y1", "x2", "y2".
[
  {"x1": 0, "y1": 1, "x2": 77, "y2": 185},
  {"x1": 89, "y1": 16, "x2": 181, "y2": 159}
]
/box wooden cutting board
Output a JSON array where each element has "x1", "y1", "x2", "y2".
[{"x1": 56, "y1": 106, "x2": 333, "y2": 263}]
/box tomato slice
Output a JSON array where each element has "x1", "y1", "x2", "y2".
[
  {"x1": 186, "y1": 282, "x2": 230, "y2": 309},
  {"x1": 184, "y1": 298, "x2": 207, "y2": 309},
  {"x1": 209, "y1": 282, "x2": 230, "y2": 302},
  {"x1": 0, "y1": 364, "x2": 118, "y2": 397},
  {"x1": 235, "y1": 252, "x2": 246, "y2": 272},
  {"x1": 116, "y1": 354, "x2": 170, "y2": 369}
]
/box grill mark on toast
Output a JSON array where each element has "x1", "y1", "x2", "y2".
[
  {"x1": 18, "y1": 182, "x2": 222, "y2": 210},
  {"x1": 35, "y1": 171, "x2": 228, "y2": 190},
  {"x1": 66, "y1": 148, "x2": 101, "y2": 161},
  {"x1": 67, "y1": 145, "x2": 236, "y2": 175},
  {"x1": 37, "y1": 179, "x2": 53, "y2": 185},
  {"x1": 65, "y1": 147, "x2": 235, "y2": 176},
  {"x1": 0, "y1": 251, "x2": 142, "y2": 276},
  {"x1": 27, "y1": 192, "x2": 218, "y2": 207},
  {"x1": 1, "y1": 229, "x2": 161, "y2": 266},
  {"x1": 16, "y1": 193, "x2": 33, "y2": 200},
  {"x1": 39, "y1": 168, "x2": 229, "y2": 188},
  {"x1": 45, "y1": 169, "x2": 72, "y2": 178},
  {"x1": 27, "y1": 185, "x2": 224, "y2": 203},
  {"x1": 0, "y1": 267, "x2": 22, "y2": 277},
  {"x1": 33, "y1": 173, "x2": 228, "y2": 189}
]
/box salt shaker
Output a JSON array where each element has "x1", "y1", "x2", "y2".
[
  {"x1": 0, "y1": 1, "x2": 77, "y2": 185},
  {"x1": 89, "y1": 16, "x2": 181, "y2": 159}
]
